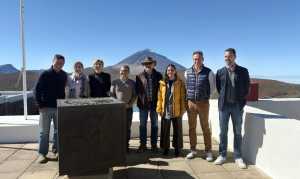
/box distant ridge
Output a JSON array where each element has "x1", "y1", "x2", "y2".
[{"x1": 0, "y1": 64, "x2": 19, "y2": 74}]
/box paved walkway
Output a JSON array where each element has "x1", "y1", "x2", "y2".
[{"x1": 0, "y1": 136, "x2": 271, "y2": 179}]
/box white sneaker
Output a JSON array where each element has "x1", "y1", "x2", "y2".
[
  {"x1": 37, "y1": 155, "x2": 47, "y2": 164},
  {"x1": 214, "y1": 155, "x2": 226, "y2": 165},
  {"x1": 235, "y1": 158, "x2": 247, "y2": 169},
  {"x1": 205, "y1": 152, "x2": 213, "y2": 162},
  {"x1": 186, "y1": 150, "x2": 197, "y2": 159}
]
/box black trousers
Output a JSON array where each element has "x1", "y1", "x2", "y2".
[
  {"x1": 126, "y1": 108, "x2": 133, "y2": 147},
  {"x1": 160, "y1": 117, "x2": 183, "y2": 150}
]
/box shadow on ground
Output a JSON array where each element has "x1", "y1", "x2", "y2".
[{"x1": 114, "y1": 167, "x2": 196, "y2": 179}]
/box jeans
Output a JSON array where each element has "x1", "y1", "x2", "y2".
[
  {"x1": 219, "y1": 103, "x2": 244, "y2": 159},
  {"x1": 139, "y1": 108, "x2": 158, "y2": 146},
  {"x1": 126, "y1": 108, "x2": 133, "y2": 147},
  {"x1": 38, "y1": 108, "x2": 58, "y2": 156}
]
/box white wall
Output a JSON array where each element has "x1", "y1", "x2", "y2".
[
  {"x1": 130, "y1": 112, "x2": 202, "y2": 138},
  {"x1": 0, "y1": 115, "x2": 53, "y2": 143},
  {"x1": 248, "y1": 98, "x2": 300, "y2": 120},
  {"x1": 0, "y1": 113, "x2": 201, "y2": 143},
  {"x1": 210, "y1": 99, "x2": 300, "y2": 179}
]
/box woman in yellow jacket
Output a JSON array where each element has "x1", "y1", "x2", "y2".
[{"x1": 157, "y1": 64, "x2": 186, "y2": 156}]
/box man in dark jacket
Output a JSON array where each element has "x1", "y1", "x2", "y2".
[
  {"x1": 35, "y1": 54, "x2": 67, "y2": 163},
  {"x1": 214, "y1": 48, "x2": 250, "y2": 169},
  {"x1": 136, "y1": 57, "x2": 162, "y2": 152}
]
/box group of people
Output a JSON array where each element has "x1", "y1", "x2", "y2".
[{"x1": 34, "y1": 48, "x2": 250, "y2": 170}]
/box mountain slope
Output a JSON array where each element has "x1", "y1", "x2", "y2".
[
  {"x1": 0, "y1": 64, "x2": 19, "y2": 74},
  {"x1": 252, "y1": 78, "x2": 300, "y2": 98},
  {"x1": 110, "y1": 49, "x2": 186, "y2": 73},
  {"x1": 0, "y1": 71, "x2": 39, "y2": 91}
]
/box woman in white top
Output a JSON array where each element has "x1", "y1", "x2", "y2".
[{"x1": 66, "y1": 61, "x2": 89, "y2": 98}]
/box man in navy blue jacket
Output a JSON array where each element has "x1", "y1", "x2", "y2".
[
  {"x1": 185, "y1": 51, "x2": 216, "y2": 161},
  {"x1": 214, "y1": 48, "x2": 250, "y2": 169},
  {"x1": 35, "y1": 54, "x2": 67, "y2": 164}
]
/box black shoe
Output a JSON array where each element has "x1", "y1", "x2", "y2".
[
  {"x1": 175, "y1": 148, "x2": 180, "y2": 157},
  {"x1": 137, "y1": 145, "x2": 147, "y2": 153},
  {"x1": 163, "y1": 149, "x2": 169, "y2": 156},
  {"x1": 151, "y1": 145, "x2": 158, "y2": 153},
  {"x1": 127, "y1": 147, "x2": 130, "y2": 153}
]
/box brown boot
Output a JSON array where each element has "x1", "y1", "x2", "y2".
[{"x1": 151, "y1": 145, "x2": 158, "y2": 153}]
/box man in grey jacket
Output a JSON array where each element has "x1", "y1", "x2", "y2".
[{"x1": 111, "y1": 65, "x2": 137, "y2": 152}]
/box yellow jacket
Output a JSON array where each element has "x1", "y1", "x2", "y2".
[{"x1": 156, "y1": 78, "x2": 186, "y2": 118}]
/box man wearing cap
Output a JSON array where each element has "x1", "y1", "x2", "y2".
[
  {"x1": 136, "y1": 56, "x2": 163, "y2": 152},
  {"x1": 35, "y1": 54, "x2": 68, "y2": 163},
  {"x1": 185, "y1": 51, "x2": 216, "y2": 161}
]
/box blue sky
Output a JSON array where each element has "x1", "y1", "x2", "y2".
[{"x1": 0, "y1": 0, "x2": 299, "y2": 79}]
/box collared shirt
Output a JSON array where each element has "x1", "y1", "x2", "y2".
[
  {"x1": 226, "y1": 63, "x2": 236, "y2": 72},
  {"x1": 226, "y1": 63, "x2": 236, "y2": 87},
  {"x1": 184, "y1": 65, "x2": 216, "y2": 95},
  {"x1": 146, "y1": 73, "x2": 153, "y2": 101}
]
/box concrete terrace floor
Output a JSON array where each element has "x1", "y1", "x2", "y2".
[{"x1": 0, "y1": 136, "x2": 271, "y2": 179}]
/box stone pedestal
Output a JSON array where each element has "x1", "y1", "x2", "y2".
[{"x1": 57, "y1": 97, "x2": 126, "y2": 176}]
